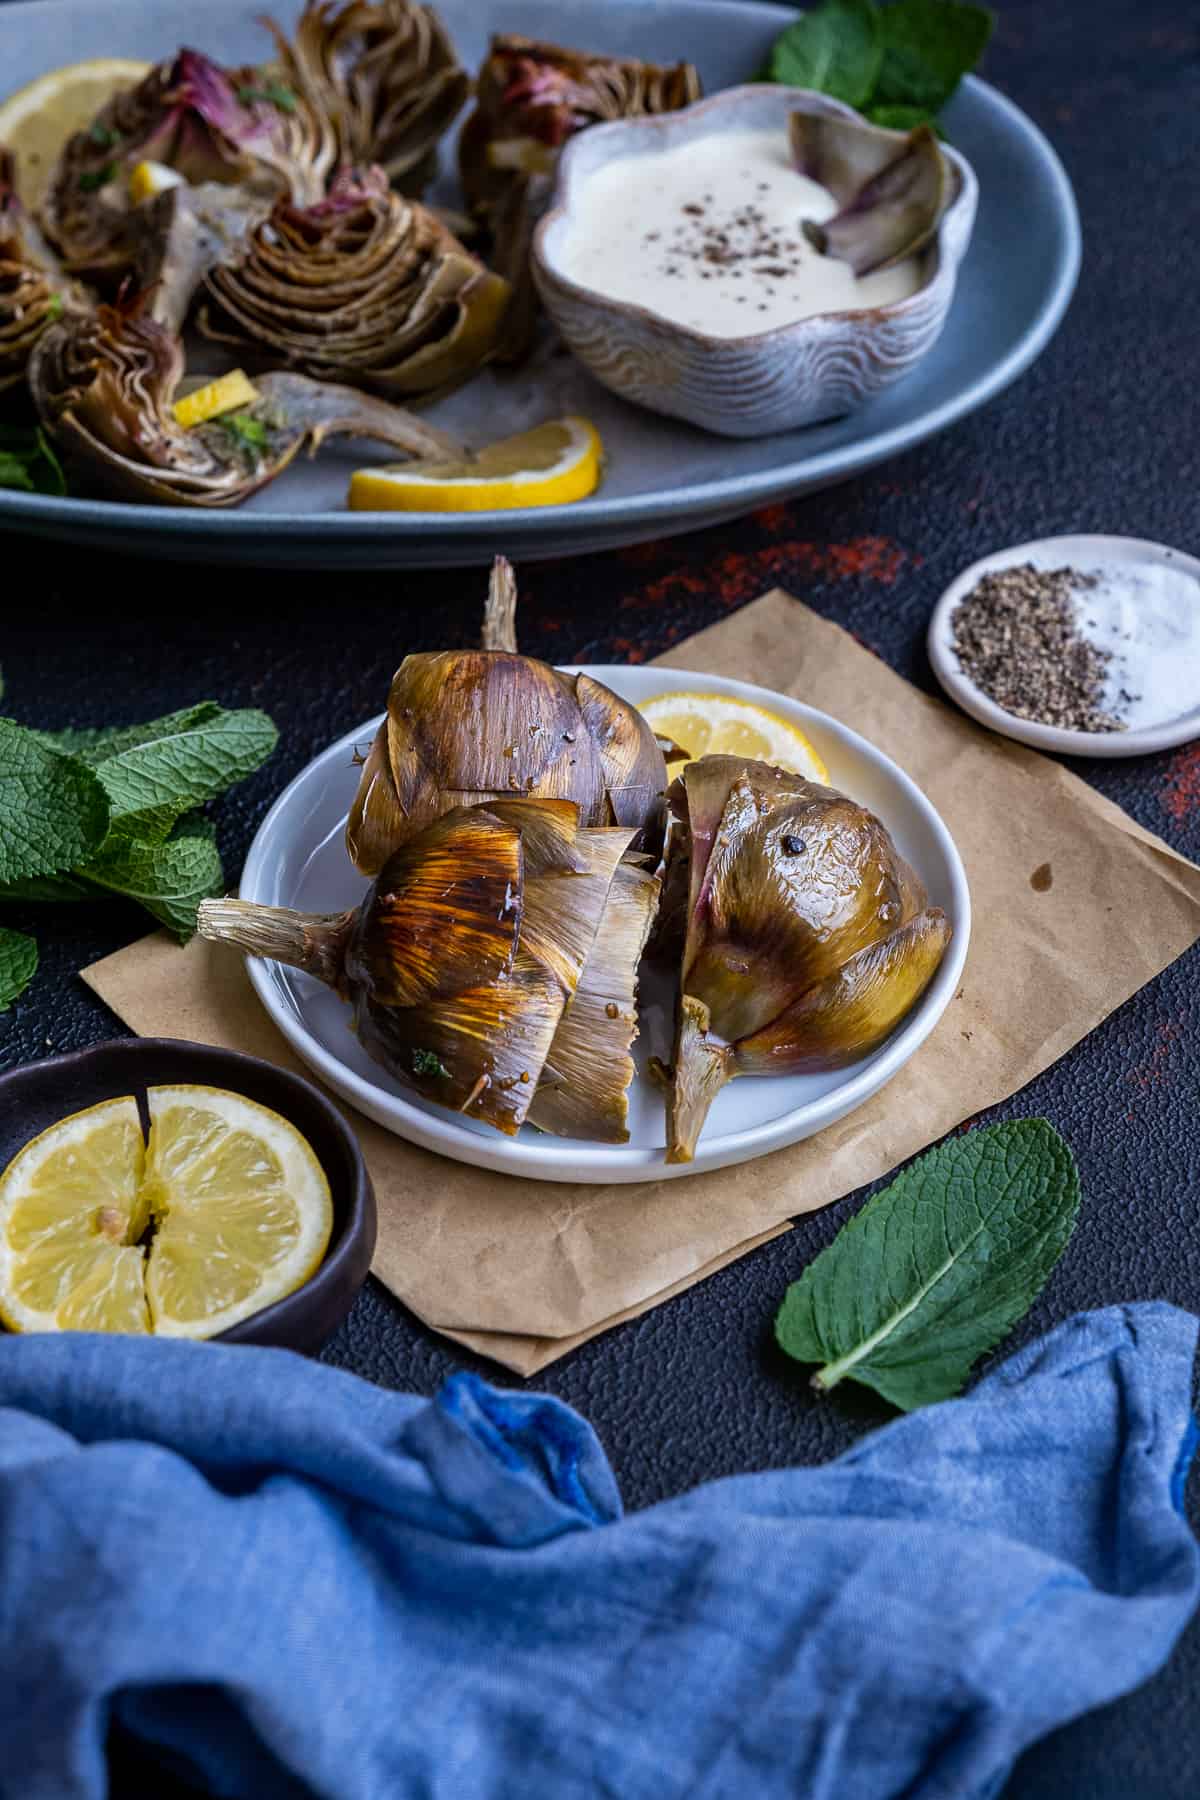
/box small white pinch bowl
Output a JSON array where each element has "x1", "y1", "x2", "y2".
[{"x1": 532, "y1": 85, "x2": 978, "y2": 440}]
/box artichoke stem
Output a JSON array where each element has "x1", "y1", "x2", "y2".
[
  {"x1": 667, "y1": 995, "x2": 734, "y2": 1163},
  {"x1": 481, "y1": 554, "x2": 519, "y2": 653},
  {"x1": 196, "y1": 897, "x2": 353, "y2": 992}
]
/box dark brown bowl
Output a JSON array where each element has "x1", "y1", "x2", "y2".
[{"x1": 0, "y1": 1038, "x2": 376, "y2": 1352}]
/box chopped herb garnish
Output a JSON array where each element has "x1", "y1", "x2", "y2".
[
  {"x1": 218, "y1": 411, "x2": 270, "y2": 462},
  {"x1": 46, "y1": 292, "x2": 64, "y2": 322},
  {"x1": 78, "y1": 163, "x2": 115, "y2": 193},
  {"x1": 88, "y1": 123, "x2": 122, "y2": 149},
  {"x1": 411, "y1": 1048, "x2": 451, "y2": 1079},
  {"x1": 237, "y1": 81, "x2": 298, "y2": 114}
]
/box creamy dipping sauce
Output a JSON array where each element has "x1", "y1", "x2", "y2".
[{"x1": 559, "y1": 127, "x2": 923, "y2": 338}]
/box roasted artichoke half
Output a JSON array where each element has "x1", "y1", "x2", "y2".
[
  {"x1": 28, "y1": 296, "x2": 462, "y2": 506},
  {"x1": 664, "y1": 756, "x2": 952, "y2": 1162},
  {"x1": 346, "y1": 560, "x2": 668, "y2": 874},
  {"x1": 790, "y1": 113, "x2": 957, "y2": 276},
  {"x1": 459, "y1": 35, "x2": 701, "y2": 359},
  {"x1": 0, "y1": 150, "x2": 80, "y2": 392},
  {"x1": 265, "y1": 0, "x2": 469, "y2": 196},
  {"x1": 198, "y1": 166, "x2": 510, "y2": 399},
  {"x1": 199, "y1": 797, "x2": 657, "y2": 1140},
  {"x1": 40, "y1": 49, "x2": 336, "y2": 278}
]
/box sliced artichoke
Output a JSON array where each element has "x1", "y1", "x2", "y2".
[
  {"x1": 791, "y1": 114, "x2": 955, "y2": 276},
  {"x1": 40, "y1": 49, "x2": 335, "y2": 277},
  {"x1": 197, "y1": 166, "x2": 510, "y2": 399},
  {"x1": 664, "y1": 756, "x2": 952, "y2": 1162},
  {"x1": 346, "y1": 557, "x2": 667, "y2": 874},
  {"x1": 459, "y1": 35, "x2": 701, "y2": 360},
  {"x1": 529, "y1": 857, "x2": 660, "y2": 1142},
  {"x1": 198, "y1": 800, "x2": 641, "y2": 1138},
  {"x1": 28, "y1": 296, "x2": 462, "y2": 506},
  {"x1": 265, "y1": 0, "x2": 469, "y2": 195},
  {"x1": 132, "y1": 179, "x2": 273, "y2": 334},
  {"x1": 0, "y1": 150, "x2": 82, "y2": 392}
]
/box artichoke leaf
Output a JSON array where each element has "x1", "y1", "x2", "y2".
[
  {"x1": 797, "y1": 121, "x2": 952, "y2": 276},
  {"x1": 735, "y1": 908, "x2": 952, "y2": 1075},
  {"x1": 0, "y1": 151, "x2": 82, "y2": 392},
  {"x1": 517, "y1": 825, "x2": 636, "y2": 996},
  {"x1": 530, "y1": 857, "x2": 661, "y2": 1142},
  {"x1": 343, "y1": 806, "x2": 524, "y2": 1010}
]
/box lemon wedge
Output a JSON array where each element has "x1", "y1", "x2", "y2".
[
  {"x1": 173, "y1": 369, "x2": 260, "y2": 431},
  {"x1": 348, "y1": 416, "x2": 602, "y2": 513},
  {"x1": 129, "y1": 158, "x2": 185, "y2": 205},
  {"x1": 0, "y1": 58, "x2": 151, "y2": 211},
  {"x1": 639, "y1": 692, "x2": 831, "y2": 784},
  {"x1": 0, "y1": 1087, "x2": 332, "y2": 1339}
]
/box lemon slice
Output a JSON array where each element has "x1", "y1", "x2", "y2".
[
  {"x1": 173, "y1": 369, "x2": 260, "y2": 430},
  {"x1": 0, "y1": 1096, "x2": 151, "y2": 1334},
  {"x1": 142, "y1": 1087, "x2": 332, "y2": 1338},
  {"x1": 639, "y1": 692, "x2": 831, "y2": 783},
  {"x1": 0, "y1": 1086, "x2": 332, "y2": 1339},
  {"x1": 348, "y1": 416, "x2": 602, "y2": 513},
  {"x1": 129, "y1": 158, "x2": 185, "y2": 206},
  {"x1": 0, "y1": 58, "x2": 152, "y2": 211}
]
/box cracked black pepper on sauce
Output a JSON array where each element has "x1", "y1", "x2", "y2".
[{"x1": 950, "y1": 564, "x2": 1126, "y2": 734}]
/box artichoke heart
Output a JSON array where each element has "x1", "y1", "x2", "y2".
[
  {"x1": 264, "y1": 0, "x2": 470, "y2": 197},
  {"x1": 346, "y1": 559, "x2": 667, "y2": 874},
  {"x1": 790, "y1": 114, "x2": 957, "y2": 277},
  {"x1": 459, "y1": 34, "x2": 701, "y2": 361},
  {"x1": 665, "y1": 756, "x2": 952, "y2": 1162},
  {"x1": 40, "y1": 49, "x2": 336, "y2": 279},
  {"x1": 0, "y1": 151, "x2": 80, "y2": 392},
  {"x1": 27, "y1": 295, "x2": 462, "y2": 507},
  {"x1": 197, "y1": 166, "x2": 510, "y2": 400},
  {"x1": 198, "y1": 799, "x2": 649, "y2": 1138}
]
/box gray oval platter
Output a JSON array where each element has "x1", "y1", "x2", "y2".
[{"x1": 0, "y1": 0, "x2": 1081, "y2": 569}]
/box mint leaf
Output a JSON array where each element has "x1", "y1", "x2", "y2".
[
  {"x1": 865, "y1": 101, "x2": 935, "y2": 129},
  {"x1": 874, "y1": 0, "x2": 993, "y2": 113},
  {"x1": 86, "y1": 706, "x2": 277, "y2": 840},
  {"x1": 0, "y1": 926, "x2": 37, "y2": 1010},
  {"x1": 0, "y1": 720, "x2": 110, "y2": 885},
  {"x1": 775, "y1": 1121, "x2": 1080, "y2": 1411},
  {"x1": 38, "y1": 702, "x2": 224, "y2": 764},
  {"x1": 767, "y1": 0, "x2": 882, "y2": 107},
  {"x1": 80, "y1": 814, "x2": 224, "y2": 942},
  {"x1": 0, "y1": 428, "x2": 66, "y2": 497},
  {"x1": 219, "y1": 412, "x2": 270, "y2": 462},
  {"x1": 0, "y1": 872, "x2": 92, "y2": 903}
]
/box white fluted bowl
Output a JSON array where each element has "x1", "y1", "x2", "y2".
[{"x1": 532, "y1": 86, "x2": 978, "y2": 439}]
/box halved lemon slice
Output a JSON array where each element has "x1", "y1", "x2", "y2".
[
  {"x1": 638, "y1": 692, "x2": 831, "y2": 783},
  {"x1": 142, "y1": 1087, "x2": 332, "y2": 1339},
  {"x1": 0, "y1": 1095, "x2": 151, "y2": 1334},
  {"x1": 129, "y1": 157, "x2": 186, "y2": 206},
  {"x1": 0, "y1": 58, "x2": 152, "y2": 211},
  {"x1": 0, "y1": 1086, "x2": 332, "y2": 1338},
  {"x1": 348, "y1": 416, "x2": 602, "y2": 513}
]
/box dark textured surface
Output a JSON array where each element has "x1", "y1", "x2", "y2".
[{"x1": 3, "y1": 1, "x2": 1200, "y2": 1795}]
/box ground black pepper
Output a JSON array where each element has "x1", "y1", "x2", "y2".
[{"x1": 951, "y1": 564, "x2": 1126, "y2": 733}]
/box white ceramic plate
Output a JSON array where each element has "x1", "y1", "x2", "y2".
[
  {"x1": 0, "y1": 0, "x2": 1080, "y2": 568},
  {"x1": 928, "y1": 535, "x2": 1200, "y2": 758},
  {"x1": 239, "y1": 667, "x2": 970, "y2": 1181}
]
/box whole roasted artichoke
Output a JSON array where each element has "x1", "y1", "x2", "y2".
[
  {"x1": 40, "y1": 49, "x2": 336, "y2": 277},
  {"x1": 0, "y1": 151, "x2": 80, "y2": 392},
  {"x1": 345, "y1": 559, "x2": 668, "y2": 875},
  {"x1": 664, "y1": 756, "x2": 952, "y2": 1162},
  {"x1": 198, "y1": 167, "x2": 510, "y2": 399},
  {"x1": 28, "y1": 295, "x2": 462, "y2": 506},
  {"x1": 199, "y1": 797, "x2": 658, "y2": 1140},
  {"x1": 265, "y1": 0, "x2": 469, "y2": 195},
  {"x1": 459, "y1": 35, "x2": 701, "y2": 359}
]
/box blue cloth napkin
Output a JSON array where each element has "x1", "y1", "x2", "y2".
[{"x1": 0, "y1": 1303, "x2": 1196, "y2": 1800}]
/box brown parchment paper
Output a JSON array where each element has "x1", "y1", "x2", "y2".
[{"x1": 82, "y1": 591, "x2": 1200, "y2": 1376}]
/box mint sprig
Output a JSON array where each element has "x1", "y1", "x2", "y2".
[
  {"x1": 764, "y1": 0, "x2": 993, "y2": 128},
  {"x1": 0, "y1": 427, "x2": 67, "y2": 497},
  {"x1": 0, "y1": 699, "x2": 278, "y2": 1007},
  {"x1": 775, "y1": 1121, "x2": 1080, "y2": 1411}
]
